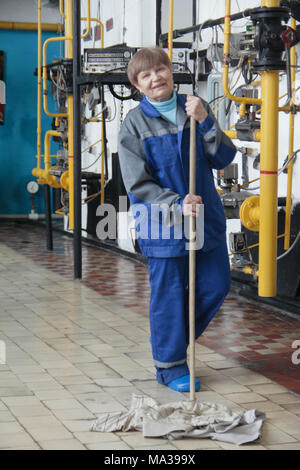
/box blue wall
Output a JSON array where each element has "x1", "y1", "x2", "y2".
[{"x1": 0, "y1": 29, "x2": 61, "y2": 215}]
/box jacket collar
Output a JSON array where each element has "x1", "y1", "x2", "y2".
[{"x1": 140, "y1": 91, "x2": 187, "y2": 118}]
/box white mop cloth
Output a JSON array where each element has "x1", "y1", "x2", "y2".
[{"x1": 91, "y1": 394, "x2": 265, "y2": 446}]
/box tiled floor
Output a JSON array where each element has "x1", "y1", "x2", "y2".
[{"x1": 0, "y1": 220, "x2": 300, "y2": 450}]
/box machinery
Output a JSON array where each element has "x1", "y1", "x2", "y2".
[{"x1": 31, "y1": 0, "x2": 300, "y2": 309}]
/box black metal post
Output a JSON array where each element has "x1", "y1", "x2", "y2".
[
  {"x1": 156, "y1": 0, "x2": 162, "y2": 46},
  {"x1": 159, "y1": 7, "x2": 259, "y2": 43},
  {"x1": 44, "y1": 184, "x2": 53, "y2": 251},
  {"x1": 100, "y1": 85, "x2": 108, "y2": 181},
  {"x1": 73, "y1": 0, "x2": 82, "y2": 279}
]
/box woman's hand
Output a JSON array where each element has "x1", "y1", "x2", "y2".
[
  {"x1": 182, "y1": 194, "x2": 203, "y2": 218},
  {"x1": 185, "y1": 95, "x2": 208, "y2": 123}
]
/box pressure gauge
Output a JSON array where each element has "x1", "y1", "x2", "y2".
[{"x1": 26, "y1": 181, "x2": 39, "y2": 195}]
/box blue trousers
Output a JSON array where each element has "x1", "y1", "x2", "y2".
[{"x1": 147, "y1": 239, "x2": 231, "y2": 385}]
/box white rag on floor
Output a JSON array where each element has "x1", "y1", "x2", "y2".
[{"x1": 91, "y1": 394, "x2": 265, "y2": 446}]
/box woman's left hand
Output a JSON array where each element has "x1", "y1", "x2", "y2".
[{"x1": 185, "y1": 95, "x2": 208, "y2": 123}]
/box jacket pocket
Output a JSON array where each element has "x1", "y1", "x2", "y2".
[{"x1": 144, "y1": 134, "x2": 178, "y2": 170}]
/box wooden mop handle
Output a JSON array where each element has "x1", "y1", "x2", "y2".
[{"x1": 189, "y1": 117, "x2": 197, "y2": 402}]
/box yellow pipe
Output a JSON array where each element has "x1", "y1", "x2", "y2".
[
  {"x1": 32, "y1": 131, "x2": 62, "y2": 187},
  {"x1": 223, "y1": 0, "x2": 261, "y2": 106},
  {"x1": 43, "y1": 36, "x2": 70, "y2": 118},
  {"x1": 0, "y1": 21, "x2": 63, "y2": 32},
  {"x1": 65, "y1": 0, "x2": 74, "y2": 230},
  {"x1": 284, "y1": 17, "x2": 296, "y2": 250},
  {"x1": 60, "y1": 0, "x2": 91, "y2": 38},
  {"x1": 59, "y1": 0, "x2": 66, "y2": 19},
  {"x1": 168, "y1": 0, "x2": 174, "y2": 61},
  {"x1": 37, "y1": 0, "x2": 42, "y2": 171},
  {"x1": 44, "y1": 131, "x2": 61, "y2": 170},
  {"x1": 259, "y1": 67, "x2": 279, "y2": 296},
  {"x1": 81, "y1": 1, "x2": 91, "y2": 39},
  {"x1": 223, "y1": 129, "x2": 261, "y2": 141}
]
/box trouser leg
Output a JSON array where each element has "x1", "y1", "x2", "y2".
[
  {"x1": 148, "y1": 239, "x2": 231, "y2": 386},
  {"x1": 148, "y1": 256, "x2": 189, "y2": 385}
]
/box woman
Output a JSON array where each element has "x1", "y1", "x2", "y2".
[{"x1": 118, "y1": 47, "x2": 236, "y2": 392}]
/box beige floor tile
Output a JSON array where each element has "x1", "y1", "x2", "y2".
[
  {"x1": 74, "y1": 431, "x2": 121, "y2": 444},
  {"x1": 39, "y1": 439, "x2": 86, "y2": 450},
  {"x1": 242, "y1": 401, "x2": 284, "y2": 413},
  {"x1": 27, "y1": 425, "x2": 73, "y2": 442},
  {"x1": 42, "y1": 398, "x2": 85, "y2": 410},
  {"x1": 8, "y1": 405, "x2": 52, "y2": 418},
  {"x1": 87, "y1": 441, "x2": 132, "y2": 450},
  {"x1": 250, "y1": 383, "x2": 288, "y2": 395},
  {"x1": 0, "y1": 432, "x2": 37, "y2": 449},
  {"x1": 1, "y1": 396, "x2": 41, "y2": 407},
  {"x1": 61, "y1": 419, "x2": 95, "y2": 432},
  {"x1": 0, "y1": 411, "x2": 16, "y2": 422},
  {"x1": 56, "y1": 375, "x2": 93, "y2": 386},
  {"x1": 172, "y1": 439, "x2": 222, "y2": 450},
  {"x1": 265, "y1": 419, "x2": 298, "y2": 445},
  {"x1": 0, "y1": 421, "x2": 25, "y2": 434},
  {"x1": 266, "y1": 443, "x2": 300, "y2": 450},
  {"x1": 202, "y1": 376, "x2": 249, "y2": 394},
  {"x1": 76, "y1": 391, "x2": 127, "y2": 414},
  {"x1": 51, "y1": 408, "x2": 96, "y2": 421},
  {"x1": 265, "y1": 411, "x2": 300, "y2": 437},
  {"x1": 34, "y1": 389, "x2": 75, "y2": 401},
  {"x1": 224, "y1": 392, "x2": 267, "y2": 404},
  {"x1": 219, "y1": 442, "x2": 266, "y2": 450},
  {"x1": 120, "y1": 432, "x2": 171, "y2": 449},
  {"x1": 269, "y1": 393, "x2": 300, "y2": 405}
]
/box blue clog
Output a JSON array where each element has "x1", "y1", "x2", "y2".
[{"x1": 167, "y1": 374, "x2": 200, "y2": 392}]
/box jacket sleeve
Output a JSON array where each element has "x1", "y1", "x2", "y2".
[
  {"x1": 197, "y1": 99, "x2": 237, "y2": 170},
  {"x1": 118, "y1": 116, "x2": 183, "y2": 225}
]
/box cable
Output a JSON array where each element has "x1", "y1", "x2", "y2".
[
  {"x1": 277, "y1": 230, "x2": 300, "y2": 260},
  {"x1": 82, "y1": 149, "x2": 104, "y2": 171}
]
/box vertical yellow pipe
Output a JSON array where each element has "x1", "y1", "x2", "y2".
[
  {"x1": 259, "y1": 69, "x2": 279, "y2": 297},
  {"x1": 284, "y1": 17, "x2": 296, "y2": 250},
  {"x1": 65, "y1": 0, "x2": 74, "y2": 230},
  {"x1": 168, "y1": 0, "x2": 173, "y2": 61},
  {"x1": 37, "y1": 0, "x2": 42, "y2": 170}
]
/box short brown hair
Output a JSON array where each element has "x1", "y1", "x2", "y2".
[{"x1": 127, "y1": 47, "x2": 172, "y2": 85}]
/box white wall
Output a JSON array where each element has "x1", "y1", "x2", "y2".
[{"x1": 0, "y1": 0, "x2": 62, "y2": 24}]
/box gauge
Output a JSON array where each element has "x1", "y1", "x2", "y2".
[{"x1": 26, "y1": 181, "x2": 39, "y2": 195}]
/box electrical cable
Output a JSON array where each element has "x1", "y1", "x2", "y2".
[{"x1": 277, "y1": 230, "x2": 300, "y2": 260}]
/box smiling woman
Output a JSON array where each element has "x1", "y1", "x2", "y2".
[{"x1": 118, "y1": 46, "x2": 236, "y2": 393}]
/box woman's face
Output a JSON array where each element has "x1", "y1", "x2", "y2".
[{"x1": 135, "y1": 64, "x2": 174, "y2": 102}]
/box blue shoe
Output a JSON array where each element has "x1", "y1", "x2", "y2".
[{"x1": 167, "y1": 374, "x2": 200, "y2": 392}]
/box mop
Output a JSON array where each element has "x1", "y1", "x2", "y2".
[{"x1": 91, "y1": 118, "x2": 265, "y2": 445}]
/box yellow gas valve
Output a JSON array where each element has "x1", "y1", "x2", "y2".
[{"x1": 239, "y1": 195, "x2": 260, "y2": 232}]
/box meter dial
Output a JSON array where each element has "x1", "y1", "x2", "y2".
[{"x1": 26, "y1": 181, "x2": 39, "y2": 195}]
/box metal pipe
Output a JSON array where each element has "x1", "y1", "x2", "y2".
[
  {"x1": 0, "y1": 21, "x2": 63, "y2": 32},
  {"x1": 259, "y1": 74, "x2": 279, "y2": 296},
  {"x1": 258, "y1": 0, "x2": 281, "y2": 297},
  {"x1": 37, "y1": 0, "x2": 42, "y2": 170},
  {"x1": 43, "y1": 36, "x2": 70, "y2": 118},
  {"x1": 284, "y1": 17, "x2": 296, "y2": 250},
  {"x1": 44, "y1": 184, "x2": 53, "y2": 251},
  {"x1": 189, "y1": 117, "x2": 197, "y2": 402},
  {"x1": 73, "y1": 0, "x2": 82, "y2": 279},
  {"x1": 81, "y1": 0, "x2": 91, "y2": 39},
  {"x1": 65, "y1": 0, "x2": 75, "y2": 231},
  {"x1": 159, "y1": 7, "x2": 260, "y2": 43},
  {"x1": 223, "y1": 1, "x2": 261, "y2": 106},
  {"x1": 168, "y1": 0, "x2": 174, "y2": 61}
]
